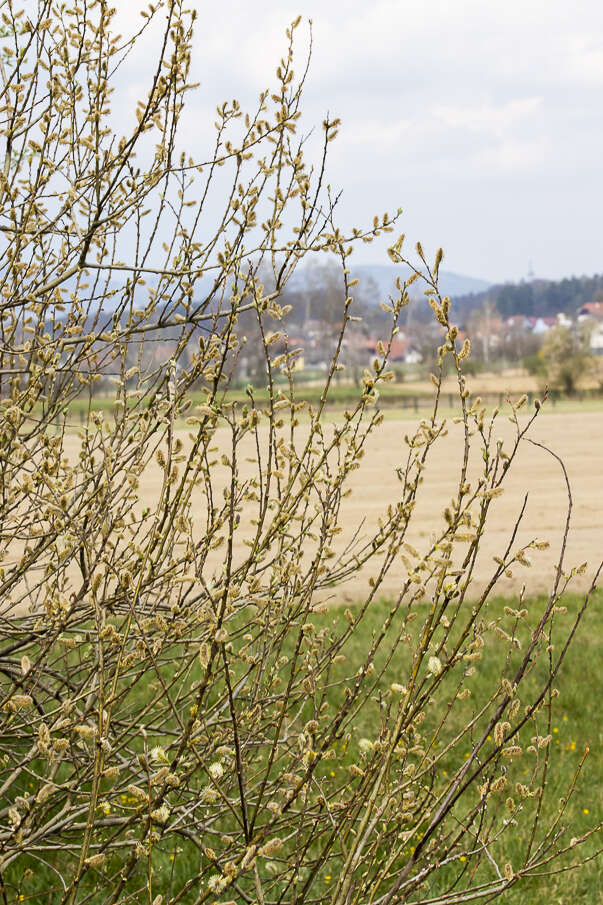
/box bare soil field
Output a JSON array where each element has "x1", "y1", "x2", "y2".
[
  {"x1": 407, "y1": 364, "x2": 603, "y2": 397},
  {"x1": 408, "y1": 369, "x2": 541, "y2": 397},
  {"x1": 130, "y1": 407, "x2": 603, "y2": 604},
  {"x1": 9, "y1": 407, "x2": 599, "y2": 615},
  {"x1": 332, "y1": 408, "x2": 603, "y2": 602}
]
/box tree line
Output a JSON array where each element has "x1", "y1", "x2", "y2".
[{"x1": 455, "y1": 274, "x2": 603, "y2": 321}]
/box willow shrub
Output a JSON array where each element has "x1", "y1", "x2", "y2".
[{"x1": 0, "y1": 4, "x2": 600, "y2": 904}]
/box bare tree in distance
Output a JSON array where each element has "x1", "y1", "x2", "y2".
[{"x1": 0, "y1": 3, "x2": 600, "y2": 905}]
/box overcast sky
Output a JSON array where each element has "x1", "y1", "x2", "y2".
[{"x1": 117, "y1": 1, "x2": 603, "y2": 285}]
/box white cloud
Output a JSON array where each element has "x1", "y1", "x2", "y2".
[
  {"x1": 435, "y1": 98, "x2": 543, "y2": 137},
  {"x1": 472, "y1": 137, "x2": 549, "y2": 173},
  {"x1": 102, "y1": 0, "x2": 603, "y2": 282},
  {"x1": 568, "y1": 36, "x2": 603, "y2": 80}
]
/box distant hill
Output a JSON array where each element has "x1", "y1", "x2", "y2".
[
  {"x1": 453, "y1": 273, "x2": 603, "y2": 322},
  {"x1": 48, "y1": 261, "x2": 490, "y2": 314},
  {"x1": 349, "y1": 264, "x2": 491, "y2": 301}
]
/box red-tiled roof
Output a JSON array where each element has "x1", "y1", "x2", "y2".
[
  {"x1": 366, "y1": 337, "x2": 410, "y2": 360},
  {"x1": 580, "y1": 301, "x2": 603, "y2": 317}
]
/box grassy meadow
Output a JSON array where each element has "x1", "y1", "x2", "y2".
[
  {"x1": 312, "y1": 591, "x2": 603, "y2": 905},
  {"x1": 7, "y1": 590, "x2": 601, "y2": 904}
]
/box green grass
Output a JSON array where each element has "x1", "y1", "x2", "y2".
[
  {"x1": 49, "y1": 384, "x2": 603, "y2": 436},
  {"x1": 5, "y1": 590, "x2": 601, "y2": 903},
  {"x1": 306, "y1": 591, "x2": 602, "y2": 904}
]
